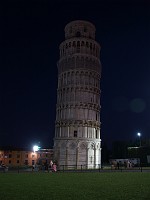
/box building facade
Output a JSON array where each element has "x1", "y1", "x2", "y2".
[
  {"x1": 0, "y1": 148, "x2": 53, "y2": 167},
  {"x1": 54, "y1": 20, "x2": 102, "y2": 169}
]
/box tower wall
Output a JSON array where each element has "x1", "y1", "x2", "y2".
[{"x1": 54, "y1": 20, "x2": 102, "y2": 169}]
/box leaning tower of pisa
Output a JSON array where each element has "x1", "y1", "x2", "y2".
[{"x1": 54, "y1": 20, "x2": 102, "y2": 169}]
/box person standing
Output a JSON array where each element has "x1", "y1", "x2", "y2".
[{"x1": 52, "y1": 163, "x2": 57, "y2": 172}]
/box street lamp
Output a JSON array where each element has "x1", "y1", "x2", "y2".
[
  {"x1": 137, "y1": 132, "x2": 141, "y2": 147},
  {"x1": 137, "y1": 132, "x2": 142, "y2": 169},
  {"x1": 32, "y1": 145, "x2": 40, "y2": 170}
]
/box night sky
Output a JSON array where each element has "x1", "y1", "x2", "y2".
[{"x1": 1, "y1": 0, "x2": 150, "y2": 149}]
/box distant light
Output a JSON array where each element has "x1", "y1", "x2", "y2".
[
  {"x1": 137, "y1": 132, "x2": 141, "y2": 137},
  {"x1": 33, "y1": 145, "x2": 39, "y2": 152}
]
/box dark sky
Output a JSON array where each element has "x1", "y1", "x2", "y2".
[{"x1": 1, "y1": 0, "x2": 150, "y2": 149}]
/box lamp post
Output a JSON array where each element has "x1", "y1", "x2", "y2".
[
  {"x1": 137, "y1": 132, "x2": 142, "y2": 170},
  {"x1": 33, "y1": 145, "x2": 40, "y2": 170}
]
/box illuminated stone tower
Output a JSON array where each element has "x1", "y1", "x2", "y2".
[{"x1": 54, "y1": 20, "x2": 101, "y2": 169}]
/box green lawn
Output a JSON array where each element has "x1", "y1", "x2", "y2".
[{"x1": 0, "y1": 172, "x2": 150, "y2": 200}]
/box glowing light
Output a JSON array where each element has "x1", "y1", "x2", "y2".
[
  {"x1": 33, "y1": 145, "x2": 39, "y2": 152},
  {"x1": 137, "y1": 132, "x2": 141, "y2": 137}
]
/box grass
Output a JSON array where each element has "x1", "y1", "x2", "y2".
[{"x1": 0, "y1": 172, "x2": 150, "y2": 200}]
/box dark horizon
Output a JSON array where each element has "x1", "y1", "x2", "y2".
[{"x1": 1, "y1": 0, "x2": 150, "y2": 149}]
